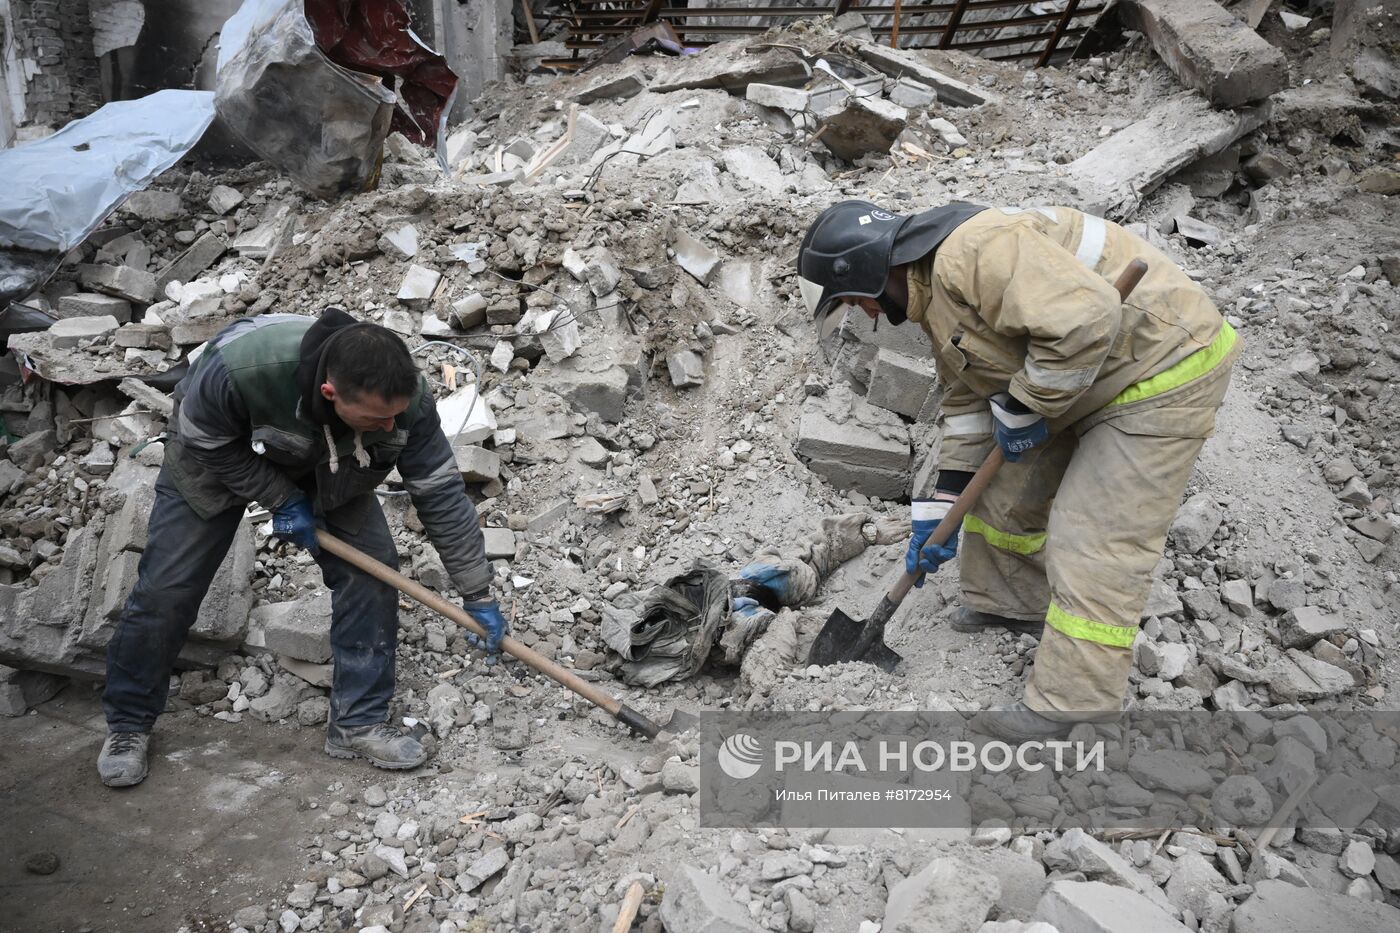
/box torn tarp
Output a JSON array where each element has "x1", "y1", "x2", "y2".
[
  {"x1": 0, "y1": 89, "x2": 215, "y2": 307},
  {"x1": 216, "y1": 0, "x2": 458, "y2": 200},
  {"x1": 602, "y1": 513, "x2": 907, "y2": 686}
]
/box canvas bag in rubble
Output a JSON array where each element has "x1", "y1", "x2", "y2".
[
  {"x1": 216, "y1": 0, "x2": 458, "y2": 200},
  {"x1": 601, "y1": 566, "x2": 730, "y2": 688},
  {"x1": 0, "y1": 89, "x2": 215, "y2": 308}
]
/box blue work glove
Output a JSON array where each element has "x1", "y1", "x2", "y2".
[
  {"x1": 271, "y1": 494, "x2": 319, "y2": 554},
  {"x1": 906, "y1": 496, "x2": 959, "y2": 587},
  {"x1": 738, "y1": 563, "x2": 795, "y2": 605},
  {"x1": 989, "y1": 392, "x2": 1048, "y2": 463},
  {"x1": 463, "y1": 596, "x2": 508, "y2": 657}
]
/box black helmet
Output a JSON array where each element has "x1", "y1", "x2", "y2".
[{"x1": 796, "y1": 200, "x2": 908, "y2": 323}]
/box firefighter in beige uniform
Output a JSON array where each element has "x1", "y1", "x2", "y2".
[{"x1": 797, "y1": 200, "x2": 1239, "y2": 739}]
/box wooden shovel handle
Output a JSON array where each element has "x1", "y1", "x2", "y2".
[
  {"x1": 886, "y1": 257, "x2": 1150, "y2": 609},
  {"x1": 315, "y1": 530, "x2": 661, "y2": 739}
]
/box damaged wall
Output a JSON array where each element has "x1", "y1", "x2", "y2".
[{"x1": 0, "y1": 0, "x2": 103, "y2": 143}]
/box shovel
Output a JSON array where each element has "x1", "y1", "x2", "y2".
[
  {"x1": 315, "y1": 530, "x2": 666, "y2": 739},
  {"x1": 806, "y1": 257, "x2": 1151, "y2": 672}
]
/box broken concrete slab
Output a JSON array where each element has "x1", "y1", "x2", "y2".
[
  {"x1": 746, "y1": 83, "x2": 810, "y2": 112},
  {"x1": 883, "y1": 857, "x2": 1000, "y2": 933},
  {"x1": 1265, "y1": 649, "x2": 1356, "y2": 701},
  {"x1": 1034, "y1": 880, "x2": 1190, "y2": 933},
  {"x1": 113, "y1": 323, "x2": 173, "y2": 351},
  {"x1": 8, "y1": 429, "x2": 57, "y2": 471},
  {"x1": 659, "y1": 863, "x2": 761, "y2": 933},
  {"x1": 437, "y1": 384, "x2": 497, "y2": 445},
  {"x1": 573, "y1": 71, "x2": 646, "y2": 103},
  {"x1": 49, "y1": 315, "x2": 121, "y2": 349},
  {"x1": 797, "y1": 387, "x2": 911, "y2": 499},
  {"x1": 0, "y1": 664, "x2": 67, "y2": 716},
  {"x1": 397, "y1": 264, "x2": 441, "y2": 303},
  {"x1": 846, "y1": 40, "x2": 997, "y2": 107},
  {"x1": 454, "y1": 445, "x2": 501, "y2": 483},
  {"x1": 648, "y1": 45, "x2": 809, "y2": 95},
  {"x1": 56, "y1": 292, "x2": 132, "y2": 323},
  {"x1": 1065, "y1": 94, "x2": 1268, "y2": 218},
  {"x1": 253, "y1": 595, "x2": 334, "y2": 664},
  {"x1": 191, "y1": 521, "x2": 256, "y2": 647},
  {"x1": 155, "y1": 232, "x2": 227, "y2": 292},
  {"x1": 818, "y1": 95, "x2": 908, "y2": 162},
  {"x1": 721, "y1": 146, "x2": 788, "y2": 196},
  {"x1": 889, "y1": 77, "x2": 937, "y2": 109},
  {"x1": 208, "y1": 185, "x2": 244, "y2": 215},
  {"x1": 79, "y1": 264, "x2": 157, "y2": 303},
  {"x1": 1279, "y1": 606, "x2": 1347, "y2": 648},
  {"x1": 123, "y1": 189, "x2": 183, "y2": 222},
  {"x1": 1232, "y1": 879, "x2": 1400, "y2": 932},
  {"x1": 1118, "y1": 0, "x2": 1287, "y2": 107}
]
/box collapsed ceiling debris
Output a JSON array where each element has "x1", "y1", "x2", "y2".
[{"x1": 1, "y1": 0, "x2": 1400, "y2": 931}]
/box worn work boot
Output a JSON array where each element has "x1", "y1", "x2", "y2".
[
  {"x1": 97, "y1": 731, "x2": 150, "y2": 787},
  {"x1": 325, "y1": 721, "x2": 429, "y2": 770},
  {"x1": 971, "y1": 702, "x2": 1074, "y2": 741},
  {"x1": 950, "y1": 607, "x2": 1043, "y2": 635}
]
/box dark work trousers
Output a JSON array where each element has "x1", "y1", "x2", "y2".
[{"x1": 102, "y1": 469, "x2": 400, "y2": 732}]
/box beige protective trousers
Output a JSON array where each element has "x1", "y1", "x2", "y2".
[{"x1": 957, "y1": 335, "x2": 1239, "y2": 718}]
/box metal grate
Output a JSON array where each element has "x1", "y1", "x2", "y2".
[{"x1": 546, "y1": 0, "x2": 1102, "y2": 70}]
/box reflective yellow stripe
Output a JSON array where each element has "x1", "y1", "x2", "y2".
[
  {"x1": 1046, "y1": 603, "x2": 1137, "y2": 648},
  {"x1": 1108, "y1": 322, "x2": 1238, "y2": 407},
  {"x1": 963, "y1": 515, "x2": 1046, "y2": 555}
]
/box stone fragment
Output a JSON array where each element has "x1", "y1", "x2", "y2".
[
  {"x1": 673, "y1": 229, "x2": 720, "y2": 285},
  {"x1": 1279, "y1": 606, "x2": 1346, "y2": 648},
  {"x1": 79, "y1": 264, "x2": 157, "y2": 303},
  {"x1": 1164, "y1": 851, "x2": 1228, "y2": 918},
  {"x1": 123, "y1": 190, "x2": 183, "y2": 221},
  {"x1": 848, "y1": 41, "x2": 996, "y2": 107},
  {"x1": 1127, "y1": 750, "x2": 1213, "y2": 795},
  {"x1": 155, "y1": 232, "x2": 227, "y2": 291},
  {"x1": 659, "y1": 863, "x2": 760, "y2": 933},
  {"x1": 8, "y1": 430, "x2": 57, "y2": 471},
  {"x1": 450, "y1": 293, "x2": 488, "y2": 330},
  {"x1": 1220, "y1": 579, "x2": 1252, "y2": 615},
  {"x1": 573, "y1": 71, "x2": 646, "y2": 103},
  {"x1": 746, "y1": 83, "x2": 810, "y2": 111},
  {"x1": 866, "y1": 348, "x2": 936, "y2": 419},
  {"x1": 818, "y1": 95, "x2": 908, "y2": 161},
  {"x1": 383, "y1": 224, "x2": 418, "y2": 259},
  {"x1": 1340, "y1": 840, "x2": 1376, "y2": 878},
  {"x1": 1264, "y1": 649, "x2": 1355, "y2": 701},
  {"x1": 253, "y1": 596, "x2": 333, "y2": 663},
  {"x1": 721, "y1": 146, "x2": 788, "y2": 196},
  {"x1": 797, "y1": 388, "x2": 911, "y2": 499},
  {"x1": 208, "y1": 185, "x2": 244, "y2": 215},
  {"x1": 0, "y1": 665, "x2": 68, "y2": 716},
  {"x1": 1066, "y1": 94, "x2": 1266, "y2": 218},
  {"x1": 460, "y1": 848, "x2": 508, "y2": 891},
  {"x1": 113, "y1": 323, "x2": 172, "y2": 350},
  {"x1": 1118, "y1": 0, "x2": 1288, "y2": 107},
  {"x1": 50, "y1": 315, "x2": 120, "y2": 348},
  {"x1": 248, "y1": 675, "x2": 300, "y2": 722},
  {"x1": 397, "y1": 264, "x2": 441, "y2": 302},
  {"x1": 660, "y1": 759, "x2": 700, "y2": 794},
  {"x1": 1168, "y1": 492, "x2": 1222, "y2": 554},
  {"x1": 1274, "y1": 715, "x2": 1326, "y2": 753},
  {"x1": 437, "y1": 384, "x2": 496, "y2": 445},
  {"x1": 482, "y1": 527, "x2": 516, "y2": 560},
  {"x1": 889, "y1": 77, "x2": 937, "y2": 109},
  {"x1": 667, "y1": 350, "x2": 705, "y2": 389},
  {"x1": 883, "y1": 857, "x2": 1000, "y2": 933},
  {"x1": 1034, "y1": 881, "x2": 1190, "y2": 933},
  {"x1": 454, "y1": 445, "x2": 500, "y2": 482},
  {"x1": 57, "y1": 292, "x2": 132, "y2": 322},
  {"x1": 1232, "y1": 880, "x2": 1400, "y2": 932},
  {"x1": 1312, "y1": 772, "x2": 1378, "y2": 827},
  {"x1": 1210, "y1": 774, "x2": 1273, "y2": 825},
  {"x1": 1042, "y1": 828, "x2": 1170, "y2": 910}
]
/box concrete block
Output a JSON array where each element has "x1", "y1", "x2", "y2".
[
  {"x1": 659, "y1": 863, "x2": 761, "y2": 933},
  {"x1": 108, "y1": 484, "x2": 156, "y2": 555},
  {"x1": 1067, "y1": 94, "x2": 1267, "y2": 218},
  {"x1": 849, "y1": 41, "x2": 996, "y2": 107},
  {"x1": 208, "y1": 184, "x2": 244, "y2": 215},
  {"x1": 866, "y1": 349, "x2": 936, "y2": 419},
  {"x1": 797, "y1": 390, "x2": 911, "y2": 498},
  {"x1": 79, "y1": 264, "x2": 157, "y2": 303},
  {"x1": 818, "y1": 95, "x2": 908, "y2": 161},
  {"x1": 673, "y1": 229, "x2": 720, "y2": 285},
  {"x1": 534, "y1": 358, "x2": 631, "y2": 423},
  {"x1": 888, "y1": 77, "x2": 937, "y2": 109},
  {"x1": 563, "y1": 113, "x2": 612, "y2": 165},
  {"x1": 451, "y1": 293, "x2": 488, "y2": 330},
  {"x1": 667, "y1": 350, "x2": 705, "y2": 389},
  {"x1": 254, "y1": 595, "x2": 333, "y2": 663},
  {"x1": 883, "y1": 857, "x2": 999, "y2": 933},
  {"x1": 454, "y1": 445, "x2": 500, "y2": 482},
  {"x1": 397, "y1": 264, "x2": 441, "y2": 302},
  {"x1": 482, "y1": 528, "x2": 517, "y2": 560},
  {"x1": 1120, "y1": 0, "x2": 1288, "y2": 108},
  {"x1": 1279, "y1": 606, "x2": 1346, "y2": 648},
  {"x1": 122, "y1": 190, "x2": 183, "y2": 221},
  {"x1": 573, "y1": 71, "x2": 645, "y2": 103},
  {"x1": 155, "y1": 232, "x2": 227, "y2": 291},
  {"x1": 1034, "y1": 881, "x2": 1189, "y2": 933},
  {"x1": 191, "y1": 520, "x2": 255, "y2": 646},
  {"x1": 8, "y1": 429, "x2": 57, "y2": 471},
  {"x1": 50, "y1": 315, "x2": 120, "y2": 348},
  {"x1": 57, "y1": 292, "x2": 132, "y2": 322},
  {"x1": 746, "y1": 83, "x2": 810, "y2": 111},
  {"x1": 113, "y1": 323, "x2": 172, "y2": 350}
]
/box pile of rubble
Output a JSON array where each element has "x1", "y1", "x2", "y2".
[{"x1": 1, "y1": 0, "x2": 1399, "y2": 930}]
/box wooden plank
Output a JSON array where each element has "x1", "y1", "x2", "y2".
[
  {"x1": 938, "y1": 0, "x2": 971, "y2": 47},
  {"x1": 1037, "y1": 0, "x2": 1081, "y2": 66}
]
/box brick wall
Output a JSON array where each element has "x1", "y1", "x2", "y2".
[{"x1": 4, "y1": 0, "x2": 101, "y2": 132}]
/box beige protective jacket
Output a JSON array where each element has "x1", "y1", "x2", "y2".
[{"x1": 905, "y1": 206, "x2": 1226, "y2": 474}]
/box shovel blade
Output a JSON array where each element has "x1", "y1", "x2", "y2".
[{"x1": 806, "y1": 608, "x2": 903, "y2": 672}]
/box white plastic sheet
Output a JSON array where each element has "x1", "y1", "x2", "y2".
[{"x1": 0, "y1": 89, "x2": 215, "y2": 254}]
